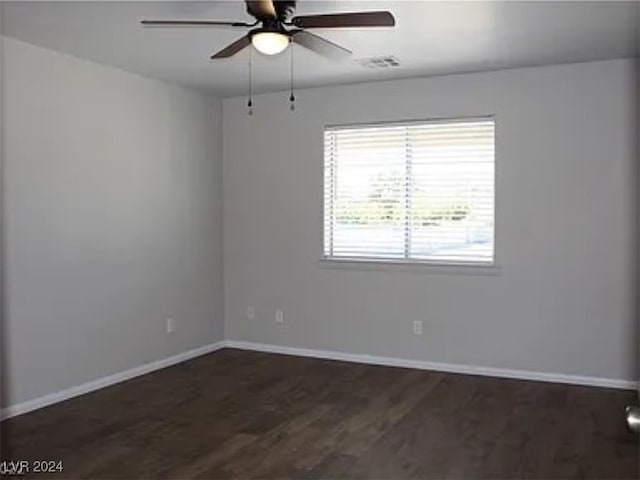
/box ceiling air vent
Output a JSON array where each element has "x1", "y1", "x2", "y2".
[{"x1": 354, "y1": 55, "x2": 400, "y2": 69}]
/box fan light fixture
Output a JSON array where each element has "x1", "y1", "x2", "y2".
[
  {"x1": 141, "y1": 2, "x2": 396, "y2": 113},
  {"x1": 251, "y1": 31, "x2": 289, "y2": 55}
]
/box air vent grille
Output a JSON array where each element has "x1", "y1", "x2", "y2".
[{"x1": 354, "y1": 55, "x2": 400, "y2": 69}]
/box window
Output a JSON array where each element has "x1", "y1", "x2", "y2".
[{"x1": 323, "y1": 117, "x2": 495, "y2": 265}]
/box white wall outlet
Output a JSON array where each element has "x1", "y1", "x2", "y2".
[
  {"x1": 413, "y1": 320, "x2": 423, "y2": 336},
  {"x1": 275, "y1": 309, "x2": 284, "y2": 324},
  {"x1": 166, "y1": 317, "x2": 175, "y2": 334},
  {"x1": 247, "y1": 306, "x2": 255, "y2": 320}
]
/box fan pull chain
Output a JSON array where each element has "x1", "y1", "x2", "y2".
[
  {"x1": 289, "y1": 38, "x2": 295, "y2": 112},
  {"x1": 248, "y1": 46, "x2": 253, "y2": 116}
]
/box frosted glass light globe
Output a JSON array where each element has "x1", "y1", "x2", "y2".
[{"x1": 251, "y1": 32, "x2": 289, "y2": 55}]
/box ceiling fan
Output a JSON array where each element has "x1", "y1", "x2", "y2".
[{"x1": 141, "y1": 0, "x2": 395, "y2": 60}]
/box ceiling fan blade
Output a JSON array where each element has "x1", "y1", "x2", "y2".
[
  {"x1": 211, "y1": 35, "x2": 252, "y2": 59},
  {"x1": 291, "y1": 30, "x2": 351, "y2": 60},
  {"x1": 291, "y1": 11, "x2": 395, "y2": 29},
  {"x1": 245, "y1": 0, "x2": 277, "y2": 20},
  {"x1": 141, "y1": 19, "x2": 252, "y2": 27}
]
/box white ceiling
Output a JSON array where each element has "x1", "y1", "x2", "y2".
[{"x1": 2, "y1": 1, "x2": 639, "y2": 97}]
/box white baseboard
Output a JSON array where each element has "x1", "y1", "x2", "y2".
[
  {"x1": 224, "y1": 340, "x2": 637, "y2": 390},
  {"x1": 0, "y1": 341, "x2": 226, "y2": 420},
  {"x1": 2, "y1": 339, "x2": 634, "y2": 420}
]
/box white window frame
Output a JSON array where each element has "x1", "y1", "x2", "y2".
[{"x1": 321, "y1": 115, "x2": 498, "y2": 272}]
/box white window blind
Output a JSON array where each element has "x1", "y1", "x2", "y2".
[{"x1": 323, "y1": 117, "x2": 495, "y2": 264}]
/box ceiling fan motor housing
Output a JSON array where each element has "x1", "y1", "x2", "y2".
[
  {"x1": 253, "y1": 19, "x2": 288, "y2": 36},
  {"x1": 274, "y1": 1, "x2": 296, "y2": 22}
]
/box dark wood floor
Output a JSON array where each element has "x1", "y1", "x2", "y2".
[{"x1": 1, "y1": 348, "x2": 638, "y2": 479}]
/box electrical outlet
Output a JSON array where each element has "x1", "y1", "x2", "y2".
[
  {"x1": 413, "y1": 320, "x2": 423, "y2": 336},
  {"x1": 275, "y1": 309, "x2": 284, "y2": 324},
  {"x1": 166, "y1": 317, "x2": 175, "y2": 334},
  {"x1": 247, "y1": 306, "x2": 255, "y2": 320}
]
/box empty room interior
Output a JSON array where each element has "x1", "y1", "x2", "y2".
[{"x1": 1, "y1": 1, "x2": 640, "y2": 478}]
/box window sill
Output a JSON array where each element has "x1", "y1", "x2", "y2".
[{"x1": 318, "y1": 257, "x2": 502, "y2": 276}]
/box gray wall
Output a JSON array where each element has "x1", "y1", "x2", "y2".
[
  {"x1": 2, "y1": 37, "x2": 224, "y2": 407},
  {"x1": 0, "y1": 11, "x2": 6, "y2": 419},
  {"x1": 223, "y1": 59, "x2": 638, "y2": 382},
  {"x1": 2, "y1": 37, "x2": 637, "y2": 410},
  {"x1": 637, "y1": 16, "x2": 640, "y2": 397}
]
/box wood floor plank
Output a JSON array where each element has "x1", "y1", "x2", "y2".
[{"x1": 1, "y1": 348, "x2": 637, "y2": 479}]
